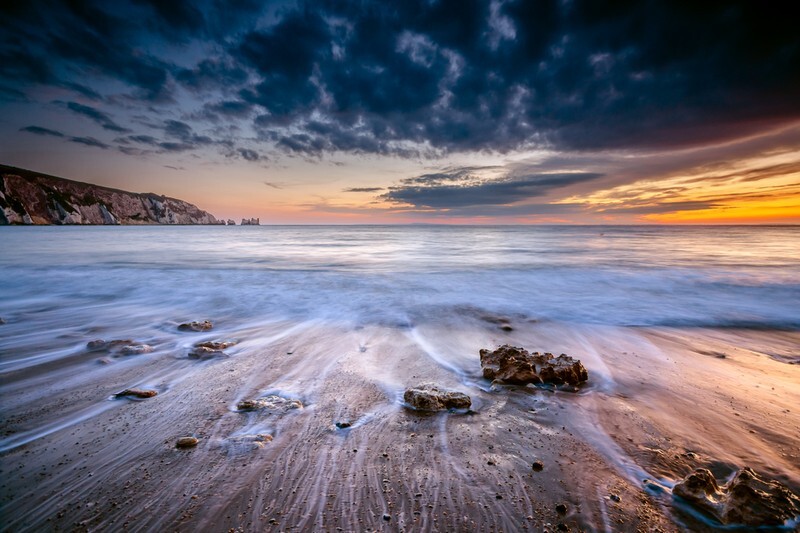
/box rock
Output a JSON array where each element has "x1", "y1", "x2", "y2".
[
  {"x1": 479, "y1": 345, "x2": 540, "y2": 384},
  {"x1": 114, "y1": 388, "x2": 157, "y2": 399},
  {"x1": 556, "y1": 503, "x2": 568, "y2": 515},
  {"x1": 0, "y1": 317, "x2": 5, "y2": 324},
  {"x1": 382, "y1": 513, "x2": 391, "y2": 521},
  {"x1": 226, "y1": 219, "x2": 235, "y2": 225},
  {"x1": 236, "y1": 395, "x2": 303, "y2": 413},
  {"x1": 610, "y1": 493, "x2": 621, "y2": 502},
  {"x1": 176, "y1": 437, "x2": 198, "y2": 448},
  {"x1": 87, "y1": 339, "x2": 130, "y2": 350},
  {"x1": 536, "y1": 354, "x2": 589, "y2": 386},
  {"x1": 673, "y1": 467, "x2": 800, "y2": 526},
  {"x1": 188, "y1": 340, "x2": 237, "y2": 359},
  {"x1": 335, "y1": 422, "x2": 352, "y2": 429},
  {"x1": 479, "y1": 345, "x2": 588, "y2": 386},
  {"x1": 178, "y1": 320, "x2": 213, "y2": 332},
  {"x1": 403, "y1": 384, "x2": 471, "y2": 411},
  {"x1": 87, "y1": 339, "x2": 152, "y2": 355},
  {"x1": 119, "y1": 344, "x2": 154, "y2": 355},
  {"x1": 240, "y1": 217, "x2": 260, "y2": 225},
  {"x1": 532, "y1": 460, "x2": 544, "y2": 472}
]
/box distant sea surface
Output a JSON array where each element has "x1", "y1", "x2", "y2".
[{"x1": 1, "y1": 225, "x2": 799, "y2": 331}]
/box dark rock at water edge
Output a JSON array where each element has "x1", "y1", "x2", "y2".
[
  {"x1": 673, "y1": 467, "x2": 800, "y2": 526},
  {"x1": 1, "y1": 164, "x2": 219, "y2": 225},
  {"x1": 403, "y1": 384, "x2": 471, "y2": 411},
  {"x1": 479, "y1": 345, "x2": 588, "y2": 387},
  {"x1": 87, "y1": 339, "x2": 153, "y2": 355},
  {"x1": 0, "y1": 317, "x2": 5, "y2": 324},
  {"x1": 178, "y1": 320, "x2": 213, "y2": 332},
  {"x1": 240, "y1": 217, "x2": 260, "y2": 225}
]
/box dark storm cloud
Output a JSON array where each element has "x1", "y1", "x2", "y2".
[
  {"x1": 3, "y1": 0, "x2": 799, "y2": 159},
  {"x1": 61, "y1": 102, "x2": 131, "y2": 133},
  {"x1": 175, "y1": 57, "x2": 249, "y2": 92},
  {"x1": 238, "y1": 148, "x2": 260, "y2": 161},
  {"x1": 383, "y1": 170, "x2": 603, "y2": 209},
  {"x1": 69, "y1": 136, "x2": 110, "y2": 149},
  {"x1": 20, "y1": 126, "x2": 65, "y2": 137}
]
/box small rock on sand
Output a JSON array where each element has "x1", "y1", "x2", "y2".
[
  {"x1": 479, "y1": 345, "x2": 588, "y2": 386},
  {"x1": 119, "y1": 344, "x2": 154, "y2": 355},
  {"x1": 176, "y1": 437, "x2": 199, "y2": 448},
  {"x1": 403, "y1": 383, "x2": 471, "y2": 411},
  {"x1": 532, "y1": 460, "x2": 544, "y2": 471},
  {"x1": 335, "y1": 421, "x2": 352, "y2": 429},
  {"x1": 178, "y1": 320, "x2": 213, "y2": 332},
  {"x1": 114, "y1": 388, "x2": 158, "y2": 399},
  {"x1": 188, "y1": 340, "x2": 237, "y2": 359},
  {"x1": 673, "y1": 467, "x2": 800, "y2": 526}
]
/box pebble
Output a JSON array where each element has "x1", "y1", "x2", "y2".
[
  {"x1": 532, "y1": 460, "x2": 544, "y2": 471},
  {"x1": 335, "y1": 422, "x2": 352, "y2": 429},
  {"x1": 382, "y1": 513, "x2": 391, "y2": 521},
  {"x1": 176, "y1": 437, "x2": 199, "y2": 449},
  {"x1": 556, "y1": 503, "x2": 568, "y2": 515},
  {"x1": 115, "y1": 388, "x2": 157, "y2": 399},
  {"x1": 609, "y1": 493, "x2": 621, "y2": 502}
]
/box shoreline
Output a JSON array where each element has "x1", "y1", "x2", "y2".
[{"x1": 1, "y1": 319, "x2": 798, "y2": 531}]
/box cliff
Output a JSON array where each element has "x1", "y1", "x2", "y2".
[{"x1": 0, "y1": 165, "x2": 220, "y2": 225}]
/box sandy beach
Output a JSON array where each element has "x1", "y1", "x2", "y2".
[{"x1": 2, "y1": 314, "x2": 798, "y2": 532}]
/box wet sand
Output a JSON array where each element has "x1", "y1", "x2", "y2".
[{"x1": 1, "y1": 317, "x2": 798, "y2": 532}]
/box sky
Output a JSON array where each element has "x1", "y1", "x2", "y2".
[{"x1": 1, "y1": 0, "x2": 799, "y2": 224}]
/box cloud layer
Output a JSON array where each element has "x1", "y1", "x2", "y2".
[{"x1": 4, "y1": 0, "x2": 799, "y2": 161}]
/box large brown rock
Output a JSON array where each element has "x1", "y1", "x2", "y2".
[
  {"x1": 673, "y1": 467, "x2": 800, "y2": 526},
  {"x1": 536, "y1": 353, "x2": 589, "y2": 385},
  {"x1": 479, "y1": 345, "x2": 540, "y2": 384},
  {"x1": 479, "y1": 345, "x2": 588, "y2": 386},
  {"x1": 403, "y1": 384, "x2": 471, "y2": 411}
]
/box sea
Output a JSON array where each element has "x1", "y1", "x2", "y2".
[
  {"x1": 1, "y1": 225, "x2": 799, "y2": 531},
  {"x1": 1, "y1": 225, "x2": 799, "y2": 336}
]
